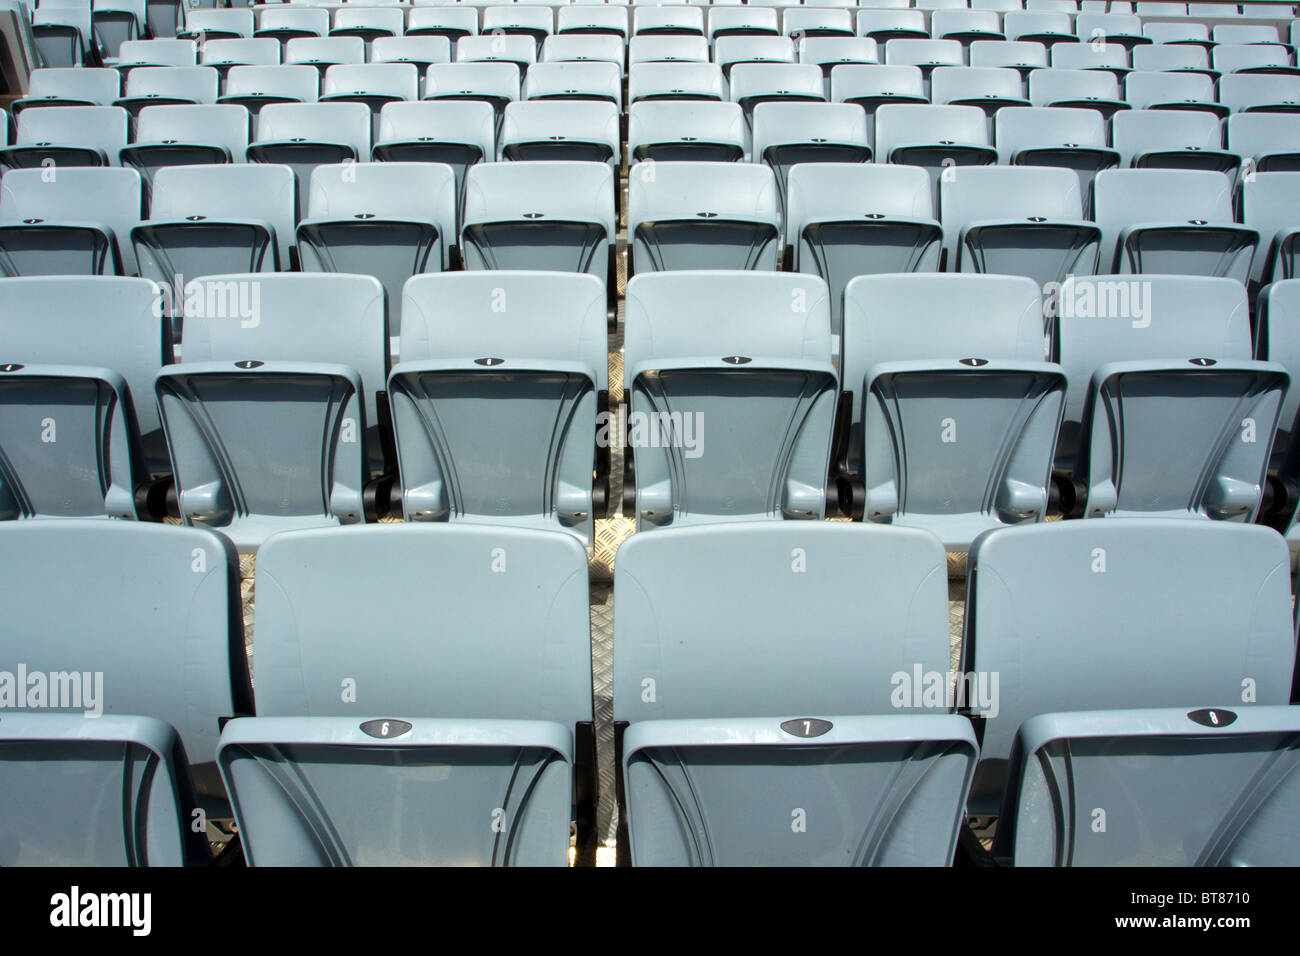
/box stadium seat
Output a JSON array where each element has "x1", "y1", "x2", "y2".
[
  {"x1": 498, "y1": 100, "x2": 620, "y2": 164},
  {"x1": 613, "y1": 521, "x2": 974, "y2": 866},
  {"x1": 32, "y1": 0, "x2": 94, "y2": 68},
  {"x1": 785, "y1": 163, "x2": 942, "y2": 336},
  {"x1": 1092, "y1": 169, "x2": 1257, "y2": 281},
  {"x1": 523, "y1": 61, "x2": 622, "y2": 110},
  {"x1": 119, "y1": 104, "x2": 250, "y2": 186},
  {"x1": 216, "y1": 522, "x2": 595, "y2": 866},
  {"x1": 1111, "y1": 108, "x2": 1239, "y2": 174},
  {"x1": 115, "y1": 65, "x2": 220, "y2": 121},
  {"x1": 930, "y1": 66, "x2": 1032, "y2": 116},
  {"x1": 627, "y1": 100, "x2": 746, "y2": 162},
  {"x1": 1228, "y1": 112, "x2": 1300, "y2": 171},
  {"x1": 296, "y1": 161, "x2": 456, "y2": 317},
  {"x1": 626, "y1": 160, "x2": 781, "y2": 274},
  {"x1": 708, "y1": 6, "x2": 779, "y2": 43},
  {"x1": 1074, "y1": 12, "x2": 1149, "y2": 51},
  {"x1": 10, "y1": 66, "x2": 120, "y2": 113},
  {"x1": 423, "y1": 62, "x2": 521, "y2": 127},
  {"x1": 1054, "y1": 273, "x2": 1283, "y2": 521},
  {"x1": 783, "y1": 8, "x2": 855, "y2": 41},
  {"x1": 729, "y1": 62, "x2": 827, "y2": 120},
  {"x1": 837, "y1": 274, "x2": 1062, "y2": 545},
  {"x1": 0, "y1": 713, "x2": 211, "y2": 866},
  {"x1": 1218, "y1": 74, "x2": 1300, "y2": 114},
  {"x1": 246, "y1": 101, "x2": 371, "y2": 213},
  {"x1": 0, "y1": 166, "x2": 142, "y2": 276},
  {"x1": 996, "y1": 705, "x2": 1300, "y2": 866},
  {"x1": 1253, "y1": 279, "x2": 1300, "y2": 467},
  {"x1": 1004, "y1": 10, "x2": 1077, "y2": 47},
  {"x1": 961, "y1": 519, "x2": 1295, "y2": 819},
  {"x1": 0, "y1": 275, "x2": 170, "y2": 473},
  {"x1": 389, "y1": 271, "x2": 608, "y2": 541},
  {"x1": 1130, "y1": 44, "x2": 1214, "y2": 77},
  {"x1": 255, "y1": 6, "x2": 330, "y2": 45},
  {"x1": 633, "y1": 5, "x2": 703, "y2": 38},
  {"x1": 1050, "y1": 41, "x2": 1131, "y2": 80},
  {"x1": 855, "y1": 9, "x2": 930, "y2": 45},
  {"x1": 179, "y1": 8, "x2": 252, "y2": 42},
  {"x1": 481, "y1": 4, "x2": 555, "y2": 48},
  {"x1": 830, "y1": 63, "x2": 927, "y2": 121},
  {"x1": 628, "y1": 35, "x2": 710, "y2": 66},
  {"x1": 0, "y1": 519, "x2": 251, "y2": 837},
  {"x1": 0, "y1": 104, "x2": 128, "y2": 172},
  {"x1": 213, "y1": 77, "x2": 315, "y2": 143},
  {"x1": 932, "y1": 10, "x2": 1007, "y2": 46},
  {"x1": 622, "y1": 272, "x2": 836, "y2": 529},
  {"x1": 539, "y1": 35, "x2": 626, "y2": 68},
  {"x1": 405, "y1": 6, "x2": 478, "y2": 44},
  {"x1": 627, "y1": 61, "x2": 726, "y2": 102},
  {"x1": 115, "y1": 38, "x2": 198, "y2": 71},
  {"x1": 319, "y1": 63, "x2": 420, "y2": 113},
  {"x1": 1213, "y1": 23, "x2": 1283, "y2": 47},
  {"x1": 558, "y1": 3, "x2": 628, "y2": 40},
  {"x1": 1123, "y1": 70, "x2": 1226, "y2": 118},
  {"x1": 132, "y1": 162, "x2": 296, "y2": 300},
  {"x1": 158, "y1": 272, "x2": 389, "y2": 548},
  {"x1": 329, "y1": 5, "x2": 405, "y2": 44},
  {"x1": 1028, "y1": 67, "x2": 1129, "y2": 119},
  {"x1": 1213, "y1": 43, "x2": 1300, "y2": 78},
  {"x1": 1141, "y1": 20, "x2": 1213, "y2": 51},
  {"x1": 942, "y1": 165, "x2": 1101, "y2": 291},
  {"x1": 461, "y1": 161, "x2": 615, "y2": 293},
  {"x1": 883, "y1": 38, "x2": 965, "y2": 89},
  {"x1": 369, "y1": 36, "x2": 453, "y2": 72}
]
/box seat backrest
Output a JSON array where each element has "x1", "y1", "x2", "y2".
[
  {"x1": 252, "y1": 523, "x2": 591, "y2": 725},
  {"x1": 1228, "y1": 112, "x2": 1300, "y2": 164},
  {"x1": 874, "y1": 102, "x2": 991, "y2": 158},
  {"x1": 931, "y1": 66, "x2": 1026, "y2": 105},
  {"x1": 0, "y1": 275, "x2": 167, "y2": 457},
  {"x1": 1243, "y1": 171, "x2": 1300, "y2": 286},
  {"x1": 1122, "y1": 70, "x2": 1216, "y2": 110},
  {"x1": 523, "y1": 60, "x2": 623, "y2": 103},
  {"x1": 455, "y1": 34, "x2": 537, "y2": 67},
  {"x1": 134, "y1": 104, "x2": 250, "y2": 159},
  {"x1": 751, "y1": 101, "x2": 870, "y2": 156},
  {"x1": 883, "y1": 38, "x2": 964, "y2": 68},
  {"x1": 1258, "y1": 278, "x2": 1300, "y2": 454},
  {"x1": 370, "y1": 36, "x2": 453, "y2": 68},
  {"x1": 123, "y1": 66, "x2": 219, "y2": 104},
  {"x1": 829, "y1": 63, "x2": 926, "y2": 101},
  {"x1": 221, "y1": 64, "x2": 320, "y2": 103},
  {"x1": 118, "y1": 38, "x2": 198, "y2": 68},
  {"x1": 184, "y1": 7, "x2": 254, "y2": 38},
  {"x1": 1005, "y1": 10, "x2": 1074, "y2": 40},
  {"x1": 252, "y1": 101, "x2": 371, "y2": 157},
  {"x1": 1213, "y1": 43, "x2": 1292, "y2": 75},
  {"x1": 539, "y1": 35, "x2": 626, "y2": 67},
  {"x1": 24, "y1": 66, "x2": 120, "y2": 105},
  {"x1": 1111, "y1": 108, "x2": 1225, "y2": 165},
  {"x1": 932, "y1": 9, "x2": 1004, "y2": 38},
  {"x1": 201, "y1": 38, "x2": 282, "y2": 68},
  {"x1": 995, "y1": 105, "x2": 1110, "y2": 161},
  {"x1": 939, "y1": 164, "x2": 1086, "y2": 264},
  {"x1": 284, "y1": 36, "x2": 366, "y2": 66},
  {"x1": 628, "y1": 61, "x2": 725, "y2": 100},
  {"x1": 423, "y1": 61, "x2": 521, "y2": 103},
  {"x1": 498, "y1": 99, "x2": 621, "y2": 163},
  {"x1": 1219, "y1": 74, "x2": 1300, "y2": 113},
  {"x1": 321, "y1": 63, "x2": 419, "y2": 101},
  {"x1": 1092, "y1": 168, "x2": 1237, "y2": 267},
  {"x1": 628, "y1": 35, "x2": 711, "y2": 65},
  {"x1": 1051, "y1": 42, "x2": 1129, "y2": 71},
  {"x1": 257, "y1": 6, "x2": 329, "y2": 36},
  {"x1": 963, "y1": 518, "x2": 1296, "y2": 810},
  {"x1": 1028, "y1": 67, "x2": 1121, "y2": 107},
  {"x1": 401, "y1": 270, "x2": 607, "y2": 391},
  {"x1": 712, "y1": 35, "x2": 796, "y2": 69},
  {"x1": 627, "y1": 100, "x2": 746, "y2": 160},
  {"x1": 14, "y1": 105, "x2": 128, "y2": 163},
  {"x1": 613, "y1": 521, "x2": 950, "y2": 721},
  {"x1": 969, "y1": 40, "x2": 1049, "y2": 71},
  {"x1": 728, "y1": 62, "x2": 826, "y2": 103},
  {"x1": 1056, "y1": 274, "x2": 1253, "y2": 433},
  {"x1": 1130, "y1": 44, "x2": 1209, "y2": 73},
  {"x1": 786, "y1": 161, "x2": 936, "y2": 249},
  {"x1": 376, "y1": 99, "x2": 496, "y2": 159},
  {"x1": 461, "y1": 159, "x2": 615, "y2": 247},
  {"x1": 796, "y1": 36, "x2": 880, "y2": 68},
  {"x1": 856, "y1": 9, "x2": 928, "y2": 36},
  {"x1": 147, "y1": 162, "x2": 298, "y2": 269},
  {"x1": 0, "y1": 519, "x2": 250, "y2": 771}
]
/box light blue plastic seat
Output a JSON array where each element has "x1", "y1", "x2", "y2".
[
  {"x1": 0, "y1": 105, "x2": 129, "y2": 172},
  {"x1": 1228, "y1": 113, "x2": 1300, "y2": 171},
  {"x1": 120, "y1": 104, "x2": 249, "y2": 187},
  {"x1": 157, "y1": 272, "x2": 388, "y2": 550},
  {"x1": 10, "y1": 67, "x2": 121, "y2": 113},
  {"x1": 0, "y1": 519, "x2": 252, "y2": 813},
  {"x1": 839, "y1": 274, "x2": 1063, "y2": 547},
  {"x1": 994, "y1": 106, "x2": 1120, "y2": 203},
  {"x1": 627, "y1": 100, "x2": 746, "y2": 163},
  {"x1": 614, "y1": 521, "x2": 975, "y2": 866},
  {"x1": 498, "y1": 99, "x2": 621, "y2": 165},
  {"x1": 217, "y1": 522, "x2": 595, "y2": 866},
  {"x1": 389, "y1": 271, "x2": 608, "y2": 543},
  {"x1": 622, "y1": 271, "x2": 837, "y2": 530},
  {"x1": 0, "y1": 166, "x2": 142, "y2": 276},
  {"x1": 962, "y1": 518, "x2": 1296, "y2": 816},
  {"x1": 875, "y1": 104, "x2": 998, "y2": 201},
  {"x1": 245, "y1": 101, "x2": 371, "y2": 215},
  {"x1": 1056, "y1": 274, "x2": 1284, "y2": 521}
]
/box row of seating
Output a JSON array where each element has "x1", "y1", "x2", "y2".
[
  {"x1": 5, "y1": 156, "x2": 1296, "y2": 313},
  {"x1": 3, "y1": 270, "x2": 1299, "y2": 551},
  {"x1": 1, "y1": 515, "x2": 1295, "y2": 865}
]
